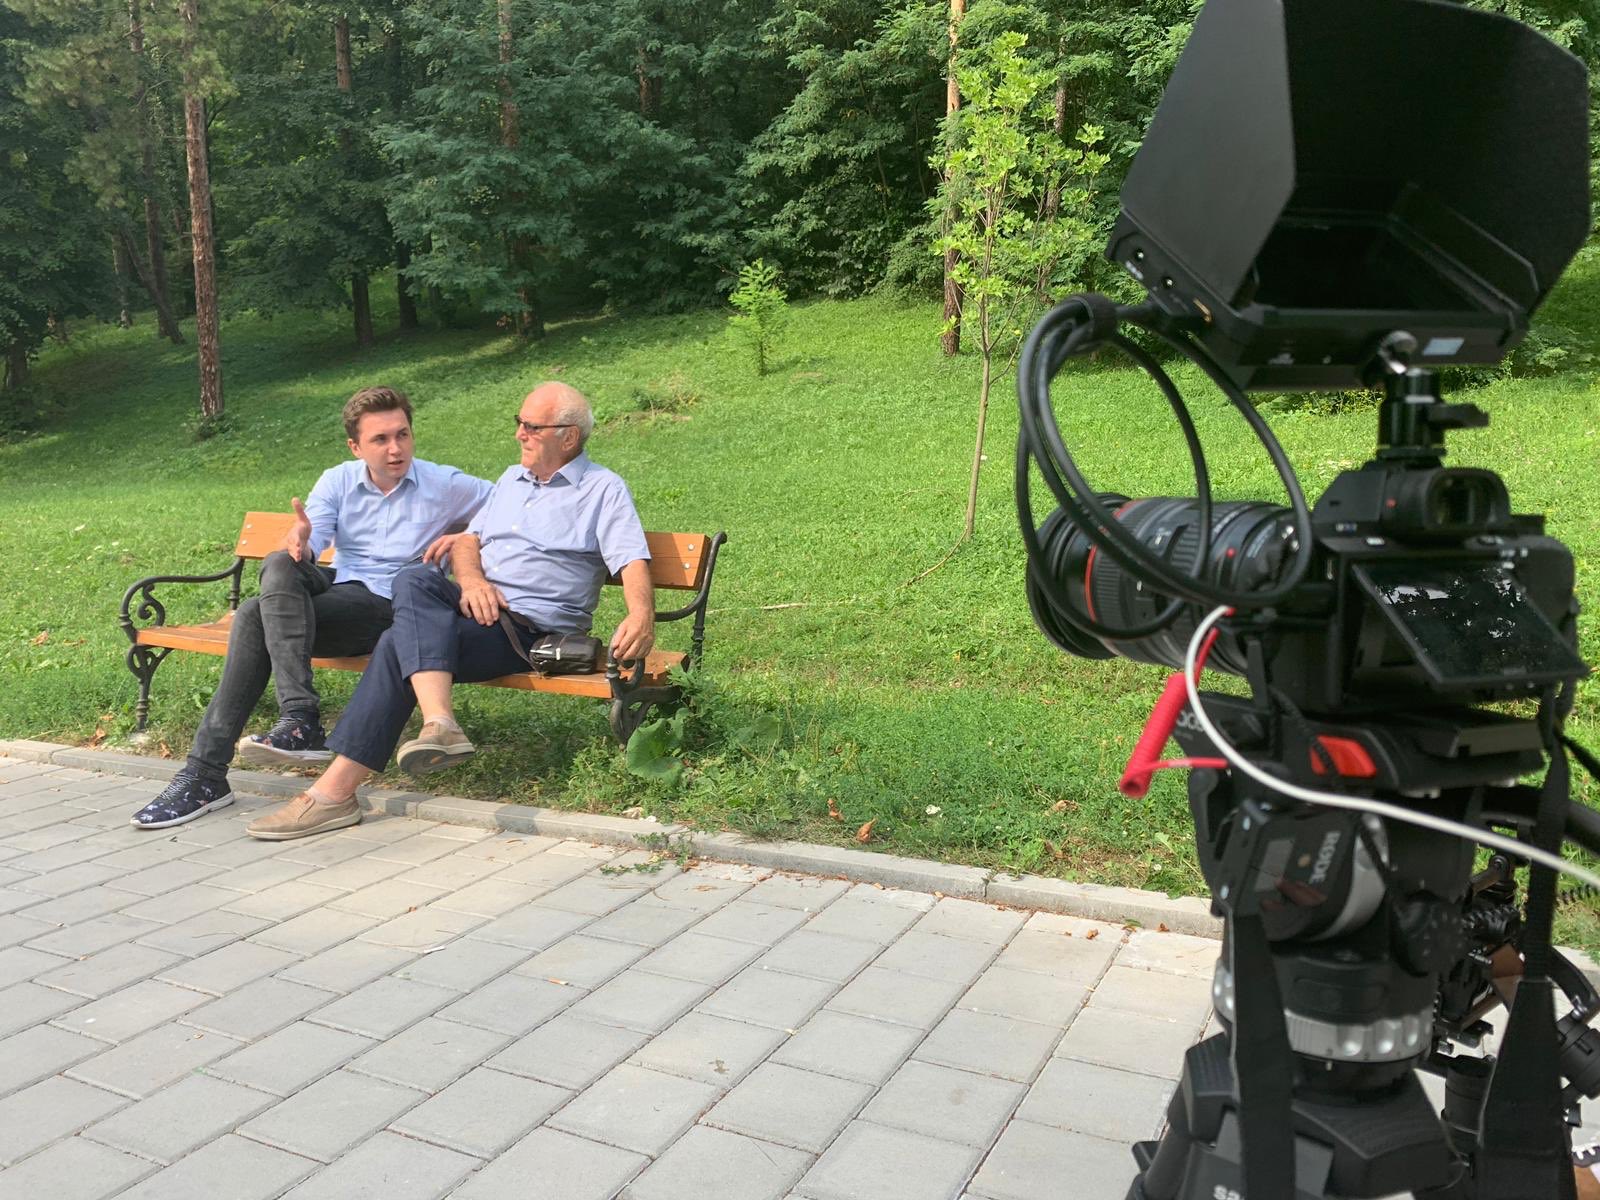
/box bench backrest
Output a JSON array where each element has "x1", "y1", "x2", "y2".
[{"x1": 233, "y1": 512, "x2": 711, "y2": 591}]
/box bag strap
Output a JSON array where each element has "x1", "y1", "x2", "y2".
[{"x1": 497, "y1": 611, "x2": 537, "y2": 670}]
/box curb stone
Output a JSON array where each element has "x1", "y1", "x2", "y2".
[{"x1": 6, "y1": 740, "x2": 1597, "y2": 983}]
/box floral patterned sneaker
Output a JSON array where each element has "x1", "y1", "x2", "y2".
[{"x1": 130, "y1": 771, "x2": 234, "y2": 830}]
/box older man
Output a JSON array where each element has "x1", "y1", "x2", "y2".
[
  {"x1": 244, "y1": 381, "x2": 655, "y2": 841},
  {"x1": 131, "y1": 386, "x2": 491, "y2": 830}
]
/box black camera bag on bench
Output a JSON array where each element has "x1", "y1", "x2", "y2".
[{"x1": 498, "y1": 613, "x2": 603, "y2": 675}]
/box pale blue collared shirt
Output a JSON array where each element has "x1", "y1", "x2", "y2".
[
  {"x1": 468, "y1": 453, "x2": 651, "y2": 633},
  {"x1": 304, "y1": 458, "x2": 492, "y2": 599}
]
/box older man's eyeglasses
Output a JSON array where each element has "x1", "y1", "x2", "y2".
[{"x1": 515, "y1": 418, "x2": 575, "y2": 436}]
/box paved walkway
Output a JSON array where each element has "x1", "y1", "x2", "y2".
[{"x1": 0, "y1": 753, "x2": 1227, "y2": 1200}]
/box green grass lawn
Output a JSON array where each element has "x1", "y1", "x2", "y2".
[{"x1": 3, "y1": 266, "x2": 1598, "y2": 945}]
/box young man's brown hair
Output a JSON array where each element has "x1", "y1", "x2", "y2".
[{"x1": 342, "y1": 386, "x2": 413, "y2": 440}]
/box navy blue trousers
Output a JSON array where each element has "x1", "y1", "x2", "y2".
[{"x1": 328, "y1": 563, "x2": 539, "y2": 771}]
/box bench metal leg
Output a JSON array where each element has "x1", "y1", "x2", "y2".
[
  {"x1": 608, "y1": 684, "x2": 682, "y2": 745},
  {"x1": 125, "y1": 645, "x2": 172, "y2": 731}
]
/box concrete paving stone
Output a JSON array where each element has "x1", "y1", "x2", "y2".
[
  {"x1": 0, "y1": 980, "x2": 82, "y2": 1037},
  {"x1": 389, "y1": 1065, "x2": 570, "y2": 1158},
  {"x1": 630, "y1": 1010, "x2": 786, "y2": 1089},
  {"x1": 307, "y1": 976, "x2": 458, "y2": 1039},
  {"x1": 13, "y1": 869, "x2": 129, "y2": 913},
  {"x1": 913, "y1": 1008, "x2": 1063, "y2": 1084},
  {"x1": 205, "y1": 1021, "x2": 376, "y2": 1096},
  {"x1": 547, "y1": 1061, "x2": 720, "y2": 1156},
  {"x1": 1089, "y1": 965, "x2": 1214, "y2": 1026},
  {"x1": 357, "y1": 906, "x2": 484, "y2": 951},
  {"x1": 861, "y1": 1059, "x2": 1023, "y2": 1148},
  {"x1": 462, "y1": 902, "x2": 592, "y2": 951},
  {"x1": 221, "y1": 880, "x2": 345, "y2": 922},
  {"x1": 1117, "y1": 930, "x2": 1219, "y2": 979},
  {"x1": 134, "y1": 908, "x2": 273, "y2": 957},
  {"x1": 690, "y1": 900, "x2": 811, "y2": 947},
  {"x1": 635, "y1": 931, "x2": 762, "y2": 986},
  {"x1": 769, "y1": 1011, "x2": 925, "y2": 1086},
  {"x1": 804, "y1": 893, "x2": 933, "y2": 945},
  {"x1": 279, "y1": 1129, "x2": 478, "y2": 1200},
  {"x1": 0, "y1": 1024, "x2": 104, "y2": 1095},
  {"x1": 965, "y1": 1119, "x2": 1136, "y2": 1200},
  {"x1": 740, "y1": 872, "x2": 851, "y2": 913},
  {"x1": 871, "y1": 931, "x2": 1002, "y2": 985},
  {"x1": 239, "y1": 1069, "x2": 428, "y2": 1162},
  {"x1": 346, "y1": 1016, "x2": 511, "y2": 1093},
  {"x1": 107, "y1": 1133, "x2": 318, "y2": 1200},
  {"x1": 536, "y1": 875, "x2": 657, "y2": 917},
  {"x1": 0, "y1": 943, "x2": 68, "y2": 986},
  {"x1": 0, "y1": 1129, "x2": 157, "y2": 1200},
  {"x1": 959, "y1": 967, "x2": 1088, "y2": 1028},
  {"x1": 288, "y1": 854, "x2": 408, "y2": 893},
  {"x1": 51, "y1": 979, "x2": 208, "y2": 1044},
  {"x1": 1015, "y1": 1058, "x2": 1175, "y2": 1143},
  {"x1": 495, "y1": 851, "x2": 598, "y2": 889},
  {"x1": 798, "y1": 1120, "x2": 982, "y2": 1200},
  {"x1": 429, "y1": 878, "x2": 548, "y2": 919},
  {"x1": 118, "y1": 882, "x2": 239, "y2": 925},
  {"x1": 248, "y1": 906, "x2": 379, "y2": 956},
  {"x1": 155, "y1": 939, "x2": 300, "y2": 996},
  {"x1": 0, "y1": 889, "x2": 37, "y2": 915},
  {"x1": 341, "y1": 816, "x2": 442, "y2": 845},
  {"x1": 393, "y1": 852, "x2": 504, "y2": 891},
  {"x1": 73, "y1": 818, "x2": 156, "y2": 841},
  {"x1": 102, "y1": 859, "x2": 226, "y2": 897},
  {"x1": 449, "y1": 1126, "x2": 647, "y2": 1200},
  {"x1": 915, "y1": 898, "x2": 1030, "y2": 944},
  {"x1": 190, "y1": 856, "x2": 313, "y2": 894},
  {"x1": 437, "y1": 973, "x2": 579, "y2": 1037},
  {"x1": 65, "y1": 1020, "x2": 242, "y2": 1099},
  {"x1": 699, "y1": 965, "x2": 839, "y2": 1031},
  {"x1": 568, "y1": 969, "x2": 711, "y2": 1034},
  {"x1": 992, "y1": 927, "x2": 1120, "y2": 981},
  {"x1": 825, "y1": 967, "x2": 966, "y2": 1030},
  {"x1": 756, "y1": 929, "x2": 887, "y2": 984},
  {"x1": 0, "y1": 1075, "x2": 128, "y2": 1166},
  {"x1": 163, "y1": 815, "x2": 253, "y2": 848},
  {"x1": 1053, "y1": 1007, "x2": 1205, "y2": 1080},
  {"x1": 277, "y1": 938, "x2": 417, "y2": 993},
  {"x1": 515, "y1": 934, "x2": 647, "y2": 989},
  {"x1": 704, "y1": 1061, "x2": 873, "y2": 1153},
  {"x1": 0, "y1": 806, "x2": 82, "y2": 835},
  {"x1": 182, "y1": 836, "x2": 286, "y2": 868},
  {"x1": 489, "y1": 1015, "x2": 651, "y2": 1090},
  {"x1": 649, "y1": 871, "x2": 752, "y2": 912},
  {"x1": 25, "y1": 911, "x2": 165, "y2": 959},
  {"x1": 622, "y1": 1124, "x2": 812, "y2": 1200},
  {"x1": 330, "y1": 879, "x2": 451, "y2": 921},
  {"x1": 392, "y1": 934, "x2": 529, "y2": 992},
  {"x1": 581, "y1": 897, "x2": 705, "y2": 947},
  {"x1": 82, "y1": 1074, "x2": 276, "y2": 1164},
  {"x1": 182, "y1": 975, "x2": 338, "y2": 1040},
  {"x1": 5, "y1": 840, "x2": 114, "y2": 874},
  {"x1": 273, "y1": 831, "x2": 388, "y2": 868},
  {"x1": 363, "y1": 832, "x2": 468, "y2": 867},
  {"x1": 451, "y1": 832, "x2": 564, "y2": 863},
  {"x1": 88, "y1": 839, "x2": 195, "y2": 873}
]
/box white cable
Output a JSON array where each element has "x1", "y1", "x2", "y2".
[{"x1": 1182, "y1": 604, "x2": 1600, "y2": 893}]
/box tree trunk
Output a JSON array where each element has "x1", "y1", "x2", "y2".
[
  {"x1": 116, "y1": 225, "x2": 184, "y2": 343},
  {"x1": 4, "y1": 340, "x2": 28, "y2": 391},
  {"x1": 395, "y1": 241, "x2": 419, "y2": 330},
  {"x1": 130, "y1": 0, "x2": 182, "y2": 344},
  {"x1": 113, "y1": 237, "x2": 133, "y2": 328},
  {"x1": 940, "y1": 0, "x2": 966, "y2": 358},
  {"x1": 963, "y1": 316, "x2": 992, "y2": 540},
  {"x1": 181, "y1": 0, "x2": 222, "y2": 419},
  {"x1": 351, "y1": 275, "x2": 375, "y2": 346},
  {"x1": 499, "y1": 0, "x2": 542, "y2": 339},
  {"x1": 636, "y1": 48, "x2": 661, "y2": 119},
  {"x1": 333, "y1": 16, "x2": 374, "y2": 348},
  {"x1": 1038, "y1": 77, "x2": 1068, "y2": 299}
]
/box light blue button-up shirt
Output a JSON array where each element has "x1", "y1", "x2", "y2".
[
  {"x1": 468, "y1": 454, "x2": 651, "y2": 633},
  {"x1": 304, "y1": 459, "x2": 492, "y2": 599}
]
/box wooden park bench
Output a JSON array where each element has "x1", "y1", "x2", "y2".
[{"x1": 119, "y1": 512, "x2": 726, "y2": 745}]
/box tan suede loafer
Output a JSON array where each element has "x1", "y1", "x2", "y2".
[
  {"x1": 396, "y1": 721, "x2": 476, "y2": 776},
  {"x1": 246, "y1": 792, "x2": 361, "y2": 841}
]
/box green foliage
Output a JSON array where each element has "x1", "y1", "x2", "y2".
[
  {"x1": 625, "y1": 708, "x2": 688, "y2": 786},
  {"x1": 727, "y1": 259, "x2": 789, "y2": 375}
]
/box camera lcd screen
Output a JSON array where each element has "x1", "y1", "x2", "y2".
[{"x1": 1353, "y1": 560, "x2": 1588, "y2": 689}]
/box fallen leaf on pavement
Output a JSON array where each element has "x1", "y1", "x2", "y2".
[{"x1": 1085, "y1": 929, "x2": 1099, "y2": 940}]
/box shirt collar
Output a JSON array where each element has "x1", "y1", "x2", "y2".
[
  {"x1": 357, "y1": 459, "x2": 420, "y2": 495},
  {"x1": 518, "y1": 452, "x2": 591, "y2": 488}
]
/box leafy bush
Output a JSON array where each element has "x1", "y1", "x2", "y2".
[{"x1": 728, "y1": 259, "x2": 789, "y2": 376}]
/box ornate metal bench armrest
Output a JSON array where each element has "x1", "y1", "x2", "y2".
[
  {"x1": 652, "y1": 531, "x2": 726, "y2": 668},
  {"x1": 119, "y1": 558, "x2": 248, "y2": 642}
]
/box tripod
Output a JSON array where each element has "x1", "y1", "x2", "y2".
[{"x1": 1126, "y1": 698, "x2": 1599, "y2": 1199}]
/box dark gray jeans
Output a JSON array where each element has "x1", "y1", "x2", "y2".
[{"x1": 186, "y1": 550, "x2": 392, "y2": 781}]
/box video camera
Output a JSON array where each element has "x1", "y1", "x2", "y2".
[{"x1": 1014, "y1": 1, "x2": 1600, "y2": 1197}]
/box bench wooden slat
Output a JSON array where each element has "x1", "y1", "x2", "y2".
[
  {"x1": 234, "y1": 513, "x2": 708, "y2": 592},
  {"x1": 134, "y1": 619, "x2": 684, "y2": 698}
]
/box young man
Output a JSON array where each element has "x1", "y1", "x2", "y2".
[
  {"x1": 131, "y1": 386, "x2": 492, "y2": 830},
  {"x1": 244, "y1": 380, "x2": 655, "y2": 841}
]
